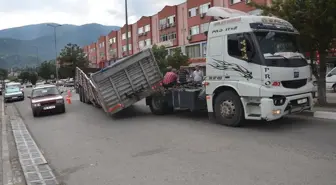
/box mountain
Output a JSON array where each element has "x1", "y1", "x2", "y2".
[{"x1": 0, "y1": 23, "x2": 120, "y2": 69}]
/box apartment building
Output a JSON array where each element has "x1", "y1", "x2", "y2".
[{"x1": 84, "y1": 0, "x2": 272, "y2": 67}]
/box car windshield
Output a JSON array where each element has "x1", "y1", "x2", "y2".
[
  {"x1": 6, "y1": 87, "x2": 20, "y2": 93},
  {"x1": 254, "y1": 31, "x2": 302, "y2": 57},
  {"x1": 32, "y1": 87, "x2": 60, "y2": 98},
  {"x1": 6, "y1": 84, "x2": 21, "y2": 89}
]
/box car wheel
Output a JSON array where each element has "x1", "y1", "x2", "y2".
[
  {"x1": 214, "y1": 91, "x2": 245, "y2": 127},
  {"x1": 33, "y1": 110, "x2": 39, "y2": 117},
  {"x1": 60, "y1": 105, "x2": 66, "y2": 113}
]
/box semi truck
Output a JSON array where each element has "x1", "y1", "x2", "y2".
[
  {"x1": 145, "y1": 7, "x2": 314, "y2": 127},
  {"x1": 75, "y1": 48, "x2": 162, "y2": 115}
]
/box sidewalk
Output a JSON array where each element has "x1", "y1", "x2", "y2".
[{"x1": 302, "y1": 92, "x2": 336, "y2": 120}]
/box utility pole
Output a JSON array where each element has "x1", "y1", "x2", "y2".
[
  {"x1": 125, "y1": 0, "x2": 129, "y2": 55},
  {"x1": 47, "y1": 23, "x2": 62, "y2": 81}
]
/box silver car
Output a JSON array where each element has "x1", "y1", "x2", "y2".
[{"x1": 4, "y1": 87, "x2": 24, "y2": 103}]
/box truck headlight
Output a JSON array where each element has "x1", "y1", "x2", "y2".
[
  {"x1": 33, "y1": 103, "x2": 41, "y2": 107},
  {"x1": 56, "y1": 99, "x2": 64, "y2": 104}
]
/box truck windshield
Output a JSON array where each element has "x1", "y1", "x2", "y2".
[{"x1": 254, "y1": 31, "x2": 307, "y2": 67}]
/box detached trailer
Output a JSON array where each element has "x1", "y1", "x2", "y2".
[{"x1": 75, "y1": 48, "x2": 163, "y2": 115}]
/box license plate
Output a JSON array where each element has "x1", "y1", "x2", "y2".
[
  {"x1": 297, "y1": 98, "x2": 307, "y2": 104},
  {"x1": 43, "y1": 106, "x2": 55, "y2": 110},
  {"x1": 12, "y1": 97, "x2": 17, "y2": 99}
]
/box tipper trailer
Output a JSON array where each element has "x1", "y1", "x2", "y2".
[
  {"x1": 145, "y1": 7, "x2": 315, "y2": 127},
  {"x1": 75, "y1": 48, "x2": 162, "y2": 115}
]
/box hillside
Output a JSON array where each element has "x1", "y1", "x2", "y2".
[{"x1": 0, "y1": 23, "x2": 120, "y2": 69}]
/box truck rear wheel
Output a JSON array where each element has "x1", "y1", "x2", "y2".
[
  {"x1": 214, "y1": 91, "x2": 245, "y2": 127},
  {"x1": 149, "y1": 96, "x2": 172, "y2": 115}
]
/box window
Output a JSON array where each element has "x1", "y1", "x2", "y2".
[
  {"x1": 189, "y1": 25, "x2": 200, "y2": 35},
  {"x1": 109, "y1": 39, "x2": 113, "y2": 44},
  {"x1": 168, "y1": 32, "x2": 176, "y2": 40},
  {"x1": 128, "y1": 31, "x2": 131, "y2": 38},
  {"x1": 200, "y1": 23, "x2": 209, "y2": 33},
  {"x1": 128, "y1": 44, "x2": 132, "y2": 50},
  {"x1": 188, "y1": 7, "x2": 198, "y2": 17},
  {"x1": 145, "y1": 39, "x2": 151, "y2": 46},
  {"x1": 230, "y1": 0, "x2": 242, "y2": 4},
  {"x1": 138, "y1": 27, "x2": 143, "y2": 34},
  {"x1": 329, "y1": 68, "x2": 336, "y2": 76},
  {"x1": 160, "y1": 33, "x2": 176, "y2": 42},
  {"x1": 199, "y1": 3, "x2": 211, "y2": 14},
  {"x1": 122, "y1": 33, "x2": 126, "y2": 40},
  {"x1": 144, "y1": 25, "x2": 150, "y2": 32},
  {"x1": 160, "y1": 34, "x2": 168, "y2": 42},
  {"x1": 167, "y1": 15, "x2": 175, "y2": 25},
  {"x1": 227, "y1": 33, "x2": 252, "y2": 60},
  {"x1": 139, "y1": 40, "x2": 145, "y2": 48},
  {"x1": 112, "y1": 37, "x2": 116, "y2": 43},
  {"x1": 186, "y1": 44, "x2": 201, "y2": 58},
  {"x1": 102, "y1": 42, "x2": 104, "y2": 47},
  {"x1": 159, "y1": 18, "x2": 166, "y2": 26},
  {"x1": 100, "y1": 52, "x2": 105, "y2": 57},
  {"x1": 122, "y1": 45, "x2": 127, "y2": 52}
]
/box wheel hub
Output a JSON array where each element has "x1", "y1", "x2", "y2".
[{"x1": 220, "y1": 100, "x2": 235, "y2": 118}]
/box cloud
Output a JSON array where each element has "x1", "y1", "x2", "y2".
[{"x1": 0, "y1": 0, "x2": 185, "y2": 30}]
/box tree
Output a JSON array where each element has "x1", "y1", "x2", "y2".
[
  {"x1": 38, "y1": 61, "x2": 56, "y2": 80},
  {"x1": 249, "y1": 0, "x2": 336, "y2": 105},
  {"x1": 152, "y1": 45, "x2": 168, "y2": 74},
  {"x1": 167, "y1": 48, "x2": 189, "y2": 70},
  {"x1": 0, "y1": 68, "x2": 8, "y2": 80},
  {"x1": 28, "y1": 72, "x2": 38, "y2": 85},
  {"x1": 18, "y1": 71, "x2": 31, "y2": 83},
  {"x1": 57, "y1": 43, "x2": 89, "y2": 78}
]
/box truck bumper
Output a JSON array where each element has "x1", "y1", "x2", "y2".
[{"x1": 260, "y1": 92, "x2": 313, "y2": 121}]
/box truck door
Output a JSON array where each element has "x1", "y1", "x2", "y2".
[
  {"x1": 206, "y1": 36, "x2": 226, "y2": 84},
  {"x1": 223, "y1": 33, "x2": 262, "y2": 97}
]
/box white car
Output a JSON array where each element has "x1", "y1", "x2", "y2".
[{"x1": 326, "y1": 67, "x2": 336, "y2": 92}]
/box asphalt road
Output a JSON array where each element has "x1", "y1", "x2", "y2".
[{"x1": 10, "y1": 88, "x2": 336, "y2": 185}]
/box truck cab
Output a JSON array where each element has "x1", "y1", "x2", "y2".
[
  {"x1": 204, "y1": 7, "x2": 313, "y2": 125},
  {"x1": 326, "y1": 67, "x2": 336, "y2": 92},
  {"x1": 147, "y1": 7, "x2": 314, "y2": 127}
]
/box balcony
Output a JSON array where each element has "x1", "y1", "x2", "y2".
[
  {"x1": 156, "y1": 39, "x2": 177, "y2": 47},
  {"x1": 159, "y1": 23, "x2": 176, "y2": 31}
]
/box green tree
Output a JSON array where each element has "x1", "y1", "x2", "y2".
[
  {"x1": 167, "y1": 48, "x2": 189, "y2": 70},
  {"x1": 249, "y1": 0, "x2": 336, "y2": 105},
  {"x1": 152, "y1": 45, "x2": 168, "y2": 74},
  {"x1": 38, "y1": 61, "x2": 56, "y2": 80},
  {"x1": 57, "y1": 43, "x2": 89, "y2": 78},
  {"x1": 18, "y1": 71, "x2": 31, "y2": 83},
  {"x1": 0, "y1": 68, "x2": 8, "y2": 80},
  {"x1": 28, "y1": 72, "x2": 38, "y2": 85}
]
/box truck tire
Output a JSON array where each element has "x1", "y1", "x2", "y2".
[
  {"x1": 214, "y1": 91, "x2": 245, "y2": 127},
  {"x1": 149, "y1": 96, "x2": 172, "y2": 115},
  {"x1": 333, "y1": 84, "x2": 336, "y2": 93}
]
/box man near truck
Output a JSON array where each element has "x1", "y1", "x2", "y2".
[{"x1": 162, "y1": 68, "x2": 178, "y2": 88}]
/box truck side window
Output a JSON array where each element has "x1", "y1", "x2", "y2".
[{"x1": 227, "y1": 33, "x2": 252, "y2": 61}]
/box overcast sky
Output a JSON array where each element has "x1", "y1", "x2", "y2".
[{"x1": 0, "y1": 0, "x2": 185, "y2": 30}]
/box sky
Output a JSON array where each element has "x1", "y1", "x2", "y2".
[{"x1": 0, "y1": 0, "x2": 185, "y2": 30}]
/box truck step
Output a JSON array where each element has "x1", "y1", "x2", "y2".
[
  {"x1": 248, "y1": 114, "x2": 261, "y2": 117},
  {"x1": 247, "y1": 102, "x2": 260, "y2": 106}
]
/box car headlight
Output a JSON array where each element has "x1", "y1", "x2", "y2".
[
  {"x1": 33, "y1": 103, "x2": 41, "y2": 107},
  {"x1": 56, "y1": 99, "x2": 64, "y2": 104}
]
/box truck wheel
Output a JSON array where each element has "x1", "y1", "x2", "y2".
[
  {"x1": 214, "y1": 91, "x2": 245, "y2": 127},
  {"x1": 149, "y1": 96, "x2": 172, "y2": 115},
  {"x1": 333, "y1": 84, "x2": 336, "y2": 92}
]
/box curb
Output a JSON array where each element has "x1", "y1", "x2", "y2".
[{"x1": 300, "y1": 110, "x2": 336, "y2": 120}]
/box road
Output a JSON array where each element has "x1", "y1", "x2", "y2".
[{"x1": 10, "y1": 88, "x2": 336, "y2": 185}]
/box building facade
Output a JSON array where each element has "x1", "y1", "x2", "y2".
[{"x1": 83, "y1": 0, "x2": 272, "y2": 68}]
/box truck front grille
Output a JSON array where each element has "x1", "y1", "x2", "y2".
[{"x1": 281, "y1": 79, "x2": 307, "y2": 89}]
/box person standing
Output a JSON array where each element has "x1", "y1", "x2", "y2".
[
  {"x1": 178, "y1": 66, "x2": 189, "y2": 84},
  {"x1": 192, "y1": 65, "x2": 204, "y2": 83}
]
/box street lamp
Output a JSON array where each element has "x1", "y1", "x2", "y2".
[
  {"x1": 32, "y1": 46, "x2": 39, "y2": 64},
  {"x1": 47, "y1": 23, "x2": 62, "y2": 81},
  {"x1": 125, "y1": 0, "x2": 129, "y2": 55}
]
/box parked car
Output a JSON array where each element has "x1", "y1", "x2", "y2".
[
  {"x1": 4, "y1": 87, "x2": 24, "y2": 103},
  {"x1": 25, "y1": 83, "x2": 33, "y2": 88},
  {"x1": 27, "y1": 85, "x2": 66, "y2": 117},
  {"x1": 6, "y1": 82, "x2": 24, "y2": 96},
  {"x1": 64, "y1": 79, "x2": 74, "y2": 87}
]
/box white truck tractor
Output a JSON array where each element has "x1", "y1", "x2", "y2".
[{"x1": 146, "y1": 7, "x2": 314, "y2": 127}]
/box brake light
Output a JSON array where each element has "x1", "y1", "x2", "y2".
[
  {"x1": 272, "y1": 81, "x2": 281, "y2": 86},
  {"x1": 108, "y1": 103, "x2": 123, "y2": 112}
]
